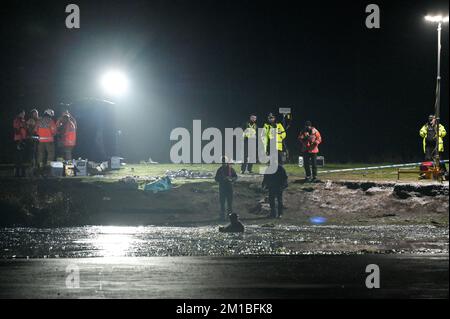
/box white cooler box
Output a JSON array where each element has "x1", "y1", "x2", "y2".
[
  {"x1": 111, "y1": 157, "x2": 124, "y2": 170},
  {"x1": 75, "y1": 160, "x2": 88, "y2": 176},
  {"x1": 50, "y1": 161, "x2": 64, "y2": 177}
]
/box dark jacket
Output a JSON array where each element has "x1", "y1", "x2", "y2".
[
  {"x1": 219, "y1": 221, "x2": 245, "y2": 233},
  {"x1": 215, "y1": 165, "x2": 238, "y2": 189},
  {"x1": 262, "y1": 165, "x2": 288, "y2": 191}
]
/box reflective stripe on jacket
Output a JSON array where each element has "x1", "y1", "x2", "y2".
[
  {"x1": 263, "y1": 123, "x2": 286, "y2": 151},
  {"x1": 243, "y1": 122, "x2": 257, "y2": 138},
  {"x1": 419, "y1": 123, "x2": 446, "y2": 153},
  {"x1": 37, "y1": 117, "x2": 56, "y2": 143}
]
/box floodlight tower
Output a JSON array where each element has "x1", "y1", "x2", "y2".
[
  {"x1": 99, "y1": 69, "x2": 129, "y2": 157},
  {"x1": 100, "y1": 70, "x2": 129, "y2": 97},
  {"x1": 425, "y1": 15, "x2": 449, "y2": 180}
]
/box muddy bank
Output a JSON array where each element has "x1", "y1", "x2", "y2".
[
  {"x1": 0, "y1": 178, "x2": 448, "y2": 227},
  {"x1": 282, "y1": 180, "x2": 449, "y2": 226}
]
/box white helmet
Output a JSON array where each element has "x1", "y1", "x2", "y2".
[
  {"x1": 62, "y1": 110, "x2": 71, "y2": 118},
  {"x1": 44, "y1": 109, "x2": 55, "y2": 117}
]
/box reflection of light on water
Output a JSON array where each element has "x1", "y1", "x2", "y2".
[
  {"x1": 2, "y1": 225, "x2": 447, "y2": 258},
  {"x1": 96, "y1": 226, "x2": 145, "y2": 235},
  {"x1": 309, "y1": 217, "x2": 327, "y2": 225},
  {"x1": 94, "y1": 234, "x2": 133, "y2": 257},
  {"x1": 90, "y1": 226, "x2": 142, "y2": 257}
]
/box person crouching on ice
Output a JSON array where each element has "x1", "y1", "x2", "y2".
[
  {"x1": 219, "y1": 213, "x2": 245, "y2": 233},
  {"x1": 214, "y1": 156, "x2": 238, "y2": 221}
]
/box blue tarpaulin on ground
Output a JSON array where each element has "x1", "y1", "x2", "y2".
[{"x1": 143, "y1": 176, "x2": 172, "y2": 193}]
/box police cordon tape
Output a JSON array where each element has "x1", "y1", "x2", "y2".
[{"x1": 317, "y1": 160, "x2": 449, "y2": 174}]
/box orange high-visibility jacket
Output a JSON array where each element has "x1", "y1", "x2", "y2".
[
  {"x1": 37, "y1": 117, "x2": 57, "y2": 143},
  {"x1": 13, "y1": 117, "x2": 27, "y2": 141},
  {"x1": 298, "y1": 127, "x2": 322, "y2": 154},
  {"x1": 59, "y1": 119, "x2": 77, "y2": 147}
]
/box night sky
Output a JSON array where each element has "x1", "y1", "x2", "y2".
[{"x1": 1, "y1": 0, "x2": 449, "y2": 163}]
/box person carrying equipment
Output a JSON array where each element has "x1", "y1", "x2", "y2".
[
  {"x1": 419, "y1": 115, "x2": 447, "y2": 178},
  {"x1": 298, "y1": 120, "x2": 322, "y2": 182},
  {"x1": 262, "y1": 113, "x2": 286, "y2": 164},
  {"x1": 241, "y1": 114, "x2": 258, "y2": 174},
  {"x1": 214, "y1": 156, "x2": 238, "y2": 221}
]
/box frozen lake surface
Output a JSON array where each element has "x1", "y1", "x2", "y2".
[{"x1": 0, "y1": 224, "x2": 448, "y2": 258}]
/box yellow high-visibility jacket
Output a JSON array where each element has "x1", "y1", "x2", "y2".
[
  {"x1": 419, "y1": 123, "x2": 447, "y2": 153},
  {"x1": 262, "y1": 123, "x2": 286, "y2": 151}
]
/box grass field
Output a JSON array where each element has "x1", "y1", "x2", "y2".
[
  {"x1": 98, "y1": 162, "x2": 426, "y2": 182},
  {"x1": 0, "y1": 162, "x2": 436, "y2": 183}
]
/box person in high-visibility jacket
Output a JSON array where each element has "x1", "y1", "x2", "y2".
[
  {"x1": 262, "y1": 113, "x2": 286, "y2": 164},
  {"x1": 419, "y1": 115, "x2": 447, "y2": 161},
  {"x1": 298, "y1": 120, "x2": 322, "y2": 182},
  {"x1": 26, "y1": 109, "x2": 40, "y2": 168},
  {"x1": 56, "y1": 111, "x2": 77, "y2": 160},
  {"x1": 13, "y1": 110, "x2": 27, "y2": 177},
  {"x1": 241, "y1": 114, "x2": 258, "y2": 174},
  {"x1": 37, "y1": 109, "x2": 57, "y2": 167}
]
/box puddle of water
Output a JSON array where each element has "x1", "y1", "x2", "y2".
[{"x1": 0, "y1": 225, "x2": 447, "y2": 258}]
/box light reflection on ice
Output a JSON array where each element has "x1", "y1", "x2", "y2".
[{"x1": 0, "y1": 225, "x2": 447, "y2": 258}]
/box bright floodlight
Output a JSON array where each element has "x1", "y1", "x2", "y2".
[
  {"x1": 425, "y1": 15, "x2": 449, "y2": 23},
  {"x1": 100, "y1": 70, "x2": 129, "y2": 96}
]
